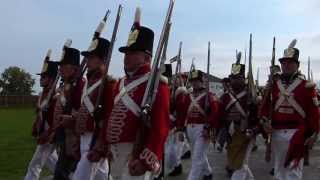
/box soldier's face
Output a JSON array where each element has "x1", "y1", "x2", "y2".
[
  {"x1": 191, "y1": 79, "x2": 202, "y2": 90},
  {"x1": 87, "y1": 55, "x2": 103, "y2": 72},
  {"x1": 176, "y1": 78, "x2": 185, "y2": 86},
  {"x1": 124, "y1": 51, "x2": 149, "y2": 73},
  {"x1": 280, "y1": 59, "x2": 298, "y2": 75},
  {"x1": 40, "y1": 75, "x2": 52, "y2": 87},
  {"x1": 230, "y1": 76, "x2": 245, "y2": 89},
  {"x1": 60, "y1": 64, "x2": 78, "y2": 80}
]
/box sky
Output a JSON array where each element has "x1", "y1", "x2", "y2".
[{"x1": 1, "y1": 0, "x2": 320, "y2": 93}]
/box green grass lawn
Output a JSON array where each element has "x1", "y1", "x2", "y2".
[{"x1": 0, "y1": 106, "x2": 37, "y2": 180}]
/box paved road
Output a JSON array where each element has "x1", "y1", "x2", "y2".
[
  {"x1": 40, "y1": 136, "x2": 320, "y2": 180},
  {"x1": 167, "y1": 136, "x2": 320, "y2": 180}
]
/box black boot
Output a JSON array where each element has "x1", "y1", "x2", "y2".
[
  {"x1": 251, "y1": 145, "x2": 258, "y2": 152},
  {"x1": 269, "y1": 168, "x2": 274, "y2": 176},
  {"x1": 168, "y1": 164, "x2": 183, "y2": 176},
  {"x1": 203, "y1": 174, "x2": 212, "y2": 180},
  {"x1": 225, "y1": 166, "x2": 233, "y2": 178}
]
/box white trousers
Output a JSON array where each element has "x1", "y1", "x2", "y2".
[
  {"x1": 72, "y1": 133, "x2": 110, "y2": 180},
  {"x1": 272, "y1": 129, "x2": 303, "y2": 180},
  {"x1": 109, "y1": 143, "x2": 152, "y2": 180},
  {"x1": 231, "y1": 139, "x2": 254, "y2": 180},
  {"x1": 180, "y1": 134, "x2": 191, "y2": 158},
  {"x1": 186, "y1": 124, "x2": 212, "y2": 180},
  {"x1": 24, "y1": 143, "x2": 58, "y2": 180},
  {"x1": 165, "y1": 132, "x2": 185, "y2": 173}
]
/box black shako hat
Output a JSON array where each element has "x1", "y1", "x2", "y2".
[
  {"x1": 229, "y1": 51, "x2": 245, "y2": 78},
  {"x1": 189, "y1": 70, "x2": 203, "y2": 82},
  {"x1": 59, "y1": 47, "x2": 80, "y2": 66},
  {"x1": 37, "y1": 61, "x2": 59, "y2": 78},
  {"x1": 81, "y1": 38, "x2": 110, "y2": 59},
  {"x1": 279, "y1": 39, "x2": 299, "y2": 63},
  {"x1": 119, "y1": 26, "x2": 154, "y2": 56}
]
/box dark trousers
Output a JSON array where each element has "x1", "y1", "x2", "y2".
[{"x1": 53, "y1": 145, "x2": 78, "y2": 180}]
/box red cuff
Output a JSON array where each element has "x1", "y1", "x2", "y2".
[{"x1": 139, "y1": 148, "x2": 161, "y2": 173}]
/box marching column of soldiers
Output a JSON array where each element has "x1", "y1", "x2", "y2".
[{"x1": 23, "y1": 1, "x2": 319, "y2": 180}]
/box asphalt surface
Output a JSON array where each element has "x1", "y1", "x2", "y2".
[
  {"x1": 167, "y1": 136, "x2": 320, "y2": 180},
  {"x1": 40, "y1": 136, "x2": 320, "y2": 180}
]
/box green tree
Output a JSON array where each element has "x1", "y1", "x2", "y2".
[{"x1": 0, "y1": 66, "x2": 35, "y2": 95}]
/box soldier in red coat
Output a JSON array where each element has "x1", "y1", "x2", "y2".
[
  {"x1": 175, "y1": 70, "x2": 219, "y2": 180},
  {"x1": 165, "y1": 72, "x2": 188, "y2": 177},
  {"x1": 87, "y1": 16, "x2": 170, "y2": 180},
  {"x1": 72, "y1": 38, "x2": 116, "y2": 180},
  {"x1": 52, "y1": 47, "x2": 85, "y2": 180},
  {"x1": 218, "y1": 52, "x2": 259, "y2": 180},
  {"x1": 259, "y1": 39, "x2": 319, "y2": 180},
  {"x1": 24, "y1": 51, "x2": 59, "y2": 180}
]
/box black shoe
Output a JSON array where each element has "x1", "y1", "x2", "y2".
[
  {"x1": 225, "y1": 166, "x2": 233, "y2": 178},
  {"x1": 168, "y1": 164, "x2": 182, "y2": 176},
  {"x1": 181, "y1": 150, "x2": 191, "y2": 159},
  {"x1": 251, "y1": 145, "x2": 258, "y2": 152},
  {"x1": 203, "y1": 174, "x2": 212, "y2": 180},
  {"x1": 269, "y1": 168, "x2": 274, "y2": 176},
  {"x1": 217, "y1": 144, "x2": 223, "y2": 152},
  {"x1": 153, "y1": 177, "x2": 162, "y2": 180}
]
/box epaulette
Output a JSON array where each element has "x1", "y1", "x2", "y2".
[
  {"x1": 256, "y1": 95, "x2": 263, "y2": 104},
  {"x1": 175, "y1": 86, "x2": 188, "y2": 98},
  {"x1": 297, "y1": 73, "x2": 306, "y2": 80},
  {"x1": 160, "y1": 75, "x2": 168, "y2": 84},
  {"x1": 106, "y1": 75, "x2": 117, "y2": 84},
  {"x1": 305, "y1": 80, "x2": 316, "y2": 88}
]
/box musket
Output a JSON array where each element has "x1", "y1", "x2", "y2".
[
  {"x1": 244, "y1": 47, "x2": 247, "y2": 67},
  {"x1": 158, "y1": 18, "x2": 171, "y2": 180},
  {"x1": 80, "y1": 10, "x2": 111, "y2": 76},
  {"x1": 170, "y1": 42, "x2": 183, "y2": 97},
  {"x1": 247, "y1": 34, "x2": 257, "y2": 100},
  {"x1": 41, "y1": 39, "x2": 72, "y2": 112},
  {"x1": 140, "y1": 0, "x2": 175, "y2": 127},
  {"x1": 160, "y1": 24, "x2": 171, "y2": 72},
  {"x1": 43, "y1": 39, "x2": 71, "y2": 109},
  {"x1": 245, "y1": 34, "x2": 258, "y2": 138},
  {"x1": 256, "y1": 67, "x2": 260, "y2": 88},
  {"x1": 61, "y1": 10, "x2": 110, "y2": 115},
  {"x1": 55, "y1": 11, "x2": 110, "y2": 145},
  {"x1": 90, "y1": 5, "x2": 123, "y2": 149},
  {"x1": 308, "y1": 56, "x2": 311, "y2": 81},
  {"x1": 204, "y1": 41, "x2": 216, "y2": 144},
  {"x1": 264, "y1": 37, "x2": 276, "y2": 162},
  {"x1": 52, "y1": 39, "x2": 74, "y2": 144},
  {"x1": 205, "y1": 41, "x2": 211, "y2": 114},
  {"x1": 132, "y1": 0, "x2": 175, "y2": 160},
  {"x1": 37, "y1": 49, "x2": 53, "y2": 136},
  {"x1": 185, "y1": 58, "x2": 195, "y2": 88},
  {"x1": 47, "y1": 39, "x2": 72, "y2": 110}
]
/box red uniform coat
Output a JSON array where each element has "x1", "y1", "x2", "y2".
[
  {"x1": 259, "y1": 74, "x2": 320, "y2": 167},
  {"x1": 175, "y1": 87, "x2": 219, "y2": 129},
  {"x1": 52, "y1": 78, "x2": 85, "y2": 160},
  {"x1": 76, "y1": 72, "x2": 116, "y2": 134},
  {"x1": 219, "y1": 89, "x2": 259, "y2": 132},
  {"x1": 99, "y1": 64, "x2": 170, "y2": 172},
  {"x1": 32, "y1": 89, "x2": 57, "y2": 144}
]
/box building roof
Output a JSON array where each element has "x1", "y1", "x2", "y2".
[{"x1": 178, "y1": 70, "x2": 222, "y2": 83}]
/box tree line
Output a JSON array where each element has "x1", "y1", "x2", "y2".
[{"x1": 0, "y1": 66, "x2": 35, "y2": 96}]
